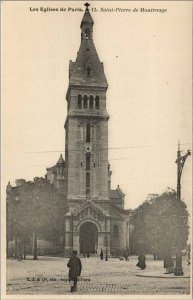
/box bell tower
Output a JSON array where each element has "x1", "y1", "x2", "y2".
[
  {"x1": 65, "y1": 3, "x2": 110, "y2": 211},
  {"x1": 81, "y1": 3, "x2": 93, "y2": 41}
]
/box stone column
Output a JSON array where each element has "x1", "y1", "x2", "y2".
[
  {"x1": 106, "y1": 218, "x2": 111, "y2": 255},
  {"x1": 73, "y1": 232, "x2": 80, "y2": 254},
  {"x1": 126, "y1": 220, "x2": 129, "y2": 250},
  {"x1": 64, "y1": 214, "x2": 72, "y2": 256},
  {"x1": 98, "y1": 232, "x2": 104, "y2": 253}
]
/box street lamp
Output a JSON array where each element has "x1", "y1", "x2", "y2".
[
  {"x1": 105, "y1": 218, "x2": 108, "y2": 261},
  {"x1": 174, "y1": 143, "x2": 190, "y2": 276},
  {"x1": 105, "y1": 247, "x2": 108, "y2": 261}
]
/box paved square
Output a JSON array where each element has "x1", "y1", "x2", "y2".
[{"x1": 6, "y1": 256, "x2": 190, "y2": 295}]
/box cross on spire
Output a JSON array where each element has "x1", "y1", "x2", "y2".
[{"x1": 84, "y1": 2, "x2": 90, "y2": 11}]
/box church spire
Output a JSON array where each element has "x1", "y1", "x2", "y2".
[
  {"x1": 81, "y1": 2, "x2": 94, "y2": 40},
  {"x1": 66, "y1": 2, "x2": 108, "y2": 94},
  {"x1": 57, "y1": 153, "x2": 65, "y2": 165},
  {"x1": 84, "y1": 2, "x2": 90, "y2": 11}
]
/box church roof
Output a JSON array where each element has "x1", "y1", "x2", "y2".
[
  {"x1": 110, "y1": 190, "x2": 121, "y2": 199},
  {"x1": 110, "y1": 186, "x2": 125, "y2": 199},
  {"x1": 116, "y1": 185, "x2": 125, "y2": 196},
  {"x1": 67, "y1": 4, "x2": 108, "y2": 91},
  {"x1": 46, "y1": 165, "x2": 57, "y2": 172},
  {"x1": 111, "y1": 203, "x2": 131, "y2": 215},
  {"x1": 81, "y1": 8, "x2": 94, "y2": 27},
  {"x1": 46, "y1": 154, "x2": 65, "y2": 172},
  {"x1": 57, "y1": 154, "x2": 65, "y2": 164}
]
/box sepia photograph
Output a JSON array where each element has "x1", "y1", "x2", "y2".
[{"x1": 1, "y1": 0, "x2": 192, "y2": 299}]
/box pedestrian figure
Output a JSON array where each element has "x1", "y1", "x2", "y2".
[
  {"x1": 124, "y1": 249, "x2": 129, "y2": 261},
  {"x1": 100, "y1": 248, "x2": 103, "y2": 260},
  {"x1": 136, "y1": 253, "x2": 146, "y2": 270},
  {"x1": 17, "y1": 240, "x2": 23, "y2": 261},
  {"x1": 153, "y1": 253, "x2": 158, "y2": 260},
  {"x1": 164, "y1": 254, "x2": 174, "y2": 274},
  {"x1": 67, "y1": 250, "x2": 82, "y2": 293}
]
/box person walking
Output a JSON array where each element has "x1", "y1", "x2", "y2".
[
  {"x1": 124, "y1": 249, "x2": 129, "y2": 261},
  {"x1": 136, "y1": 252, "x2": 146, "y2": 270},
  {"x1": 100, "y1": 248, "x2": 103, "y2": 260},
  {"x1": 164, "y1": 254, "x2": 174, "y2": 274},
  {"x1": 67, "y1": 250, "x2": 82, "y2": 293}
]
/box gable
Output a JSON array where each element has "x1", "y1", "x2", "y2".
[{"x1": 71, "y1": 200, "x2": 109, "y2": 218}]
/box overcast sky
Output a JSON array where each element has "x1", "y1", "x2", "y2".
[{"x1": 2, "y1": 1, "x2": 192, "y2": 211}]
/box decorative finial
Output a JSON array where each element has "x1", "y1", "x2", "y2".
[{"x1": 84, "y1": 2, "x2": 90, "y2": 11}]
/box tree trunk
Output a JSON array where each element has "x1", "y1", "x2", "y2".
[
  {"x1": 6, "y1": 235, "x2": 10, "y2": 258},
  {"x1": 23, "y1": 242, "x2": 26, "y2": 259},
  {"x1": 14, "y1": 236, "x2": 18, "y2": 259},
  {"x1": 33, "y1": 233, "x2": 38, "y2": 260}
]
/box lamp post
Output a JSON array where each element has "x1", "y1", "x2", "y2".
[
  {"x1": 105, "y1": 218, "x2": 108, "y2": 261},
  {"x1": 105, "y1": 247, "x2": 108, "y2": 261},
  {"x1": 174, "y1": 143, "x2": 190, "y2": 276},
  {"x1": 71, "y1": 213, "x2": 74, "y2": 250}
]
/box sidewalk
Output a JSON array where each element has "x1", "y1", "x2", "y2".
[
  {"x1": 136, "y1": 270, "x2": 190, "y2": 278},
  {"x1": 135, "y1": 257, "x2": 190, "y2": 279}
]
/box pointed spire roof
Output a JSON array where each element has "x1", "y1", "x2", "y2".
[
  {"x1": 116, "y1": 185, "x2": 125, "y2": 197},
  {"x1": 57, "y1": 154, "x2": 65, "y2": 164},
  {"x1": 81, "y1": 3, "x2": 94, "y2": 27},
  {"x1": 67, "y1": 2, "x2": 108, "y2": 90}
]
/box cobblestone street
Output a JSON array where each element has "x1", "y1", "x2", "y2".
[{"x1": 6, "y1": 255, "x2": 190, "y2": 295}]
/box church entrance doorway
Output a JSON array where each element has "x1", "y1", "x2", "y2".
[{"x1": 79, "y1": 222, "x2": 98, "y2": 255}]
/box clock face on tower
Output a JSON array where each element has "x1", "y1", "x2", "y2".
[{"x1": 84, "y1": 143, "x2": 92, "y2": 153}]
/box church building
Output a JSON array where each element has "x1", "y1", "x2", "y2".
[{"x1": 46, "y1": 3, "x2": 130, "y2": 257}]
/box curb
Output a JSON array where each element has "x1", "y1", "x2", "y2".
[{"x1": 136, "y1": 274, "x2": 190, "y2": 279}]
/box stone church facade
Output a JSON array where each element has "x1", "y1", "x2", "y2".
[{"x1": 46, "y1": 5, "x2": 130, "y2": 257}]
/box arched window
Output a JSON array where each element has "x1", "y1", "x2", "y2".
[
  {"x1": 86, "y1": 123, "x2": 90, "y2": 142},
  {"x1": 85, "y1": 28, "x2": 90, "y2": 39},
  {"x1": 86, "y1": 155, "x2": 90, "y2": 170},
  {"x1": 95, "y1": 96, "x2": 99, "y2": 109},
  {"x1": 89, "y1": 95, "x2": 94, "y2": 109},
  {"x1": 83, "y1": 95, "x2": 88, "y2": 109},
  {"x1": 86, "y1": 67, "x2": 91, "y2": 76},
  {"x1": 86, "y1": 173, "x2": 90, "y2": 187},
  {"x1": 113, "y1": 225, "x2": 119, "y2": 237},
  {"x1": 78, "y1": 95, "x2": 82, "y2": 108},
  {"x1": 86, "y1": 172, "x2": 90, "y2": 196}
]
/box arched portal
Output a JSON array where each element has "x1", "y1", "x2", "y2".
[{"x1": 79, "y1": 222, "x2": 98, "y2": 254}]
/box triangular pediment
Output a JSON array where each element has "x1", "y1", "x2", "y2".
[{"x1": 71, "y1": 200, "x2": 109, "y2": 218}]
